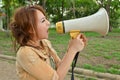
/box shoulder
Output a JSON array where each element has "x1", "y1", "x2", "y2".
[
  {"x1": 17, "y1": 46, "x2": 47, "y2": 61},
  {"x1": 17, "y1": 46, "x2": 36, "y2": 58},
  {"x1": 17, "y1": 46, "x2": 34, "y2": 53}
]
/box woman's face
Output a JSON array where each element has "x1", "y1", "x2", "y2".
[{"x1": 36, "y1": 10, "x2": 50, "y2": 40}]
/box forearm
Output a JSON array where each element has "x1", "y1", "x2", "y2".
[
  {"x1": 55, "y1": 34, "x2": 86, "y2": 80},
  {"x1": 56, "y1": 49, "x2": 76, "y2": 80}
]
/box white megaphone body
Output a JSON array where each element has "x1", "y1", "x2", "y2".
[{"x1": 56, "y1": 8, "x2": 109, "y2": 37}]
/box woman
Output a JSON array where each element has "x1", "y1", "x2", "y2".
[{"x1": 10, "y1": 5, "x2": 87, "y2": 80}]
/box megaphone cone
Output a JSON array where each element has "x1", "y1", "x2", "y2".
[{"x1": 56, "y1": 8, "x2": 109, "y2": 36}]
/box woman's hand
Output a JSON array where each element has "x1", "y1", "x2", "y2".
[
  {"x1": 78, "y1": 33, "x2": 87, "y2": 46},
  {"x1": 67, "y1": 33, "x2": 87, "y2": 53}
]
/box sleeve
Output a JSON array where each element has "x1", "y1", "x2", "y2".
[
  {"x1": 17, "y1": 47, "x2": 59, "y2": 80},
  {"x1": 42, "y1": 39, "x2": 61, "y2": 69}
]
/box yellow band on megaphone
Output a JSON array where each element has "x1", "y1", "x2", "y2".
[{"x1": 56, "y1": 21, "x2": 64, "y2": 34}]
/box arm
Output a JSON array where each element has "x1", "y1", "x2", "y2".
[
  {"x1": 56, "y1": 34, "x2": 87, "y2": 80},
  {"x1": 41, "y1": 39, "x2": 76, "y2": 80},
  {"x1": 44, "y1": 34, "x2": 86, "y2": 80},
  {"x1": 56, "y1": 48, "x2": 76, "y2": 80}
]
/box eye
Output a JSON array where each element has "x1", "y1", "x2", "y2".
[{"x1": 41, "y1": 19, "x2": 45, "y2": 23}]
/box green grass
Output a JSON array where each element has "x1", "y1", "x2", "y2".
[
  {"x1": 48, "y1": 28, "x2": 70, "y2": 55},
  {"x1": 83, "y1": 64, "x2": 120, "y2": 75},
  {"x1": 0, "y1": 28, "x2": 120, "y2": 75},
  {"x1": 0, "y1": 31, "x2": 15, "y2": 56},
  {"x1": 49, "y1": 28, "x2": 120, "y2": 75}
]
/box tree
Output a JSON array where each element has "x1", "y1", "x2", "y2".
[
  {"x1": 2, "y1": 0, "x2": 119, "y2": 30},
  {"x1": 2, "y1": 0, "x2": 26, "y2": 30},
  {"x1": 96, "y1": 0, "x2": 120, "y2": 31},
  {"x1": 65, "y1": 0, "x2": 99, "y2": 20}
]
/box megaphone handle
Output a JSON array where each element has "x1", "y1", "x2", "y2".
[
  {"x1": 70, "y1": 30, "x2": 80, "y2": 39},
  {"x1": 71, "y1": 52, "x2": 79, "y2": 80},
  {"x1": 69, "y1": 30, "x2": 80, "y2": 80}
]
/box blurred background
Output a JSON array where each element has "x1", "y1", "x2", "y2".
[{"x1": 0, "y1": 0, "x2": 120, "y2": 80}]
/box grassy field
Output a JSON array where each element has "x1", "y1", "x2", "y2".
[{"x1": 0, "y1": 28, "x2": 120, "y2": 75}]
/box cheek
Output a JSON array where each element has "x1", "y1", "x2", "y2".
[
  {"x1": 37, "y1": 24, "x2": 46, "y2": 33},
  {"x1": 37, "y1": 29, "x2": 42, "y2": 39},
  {"x1": 37, "y1": 23, "x2": 42, "y2": 31},
  {"x1": 37, "y1": 26, "x2": 45, "y2": 37},
  {"x1": 37, "y1": 27, "x2": 42, "y2": 34}
]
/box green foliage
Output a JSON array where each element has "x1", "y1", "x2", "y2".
[
  {"x1": 48, "y1": 28, "x2": 70, "y2": 54},
  {"x1": 1, "y1": 0, "x2": 120, "y2": 29},
  {"x1": 111, "y1": 52, "x2": 120, "y2": 61},
  {"x1": 112, "y1": 28, "x2": 120, "y2": 33},
  {"x1": 45, "y1": 0, "x2": 64, "y2": 22},
  {"x1": 83, "y1": 64, "x2": 120, "y2": 75},
  {"x1": 45, "y1": 0, "x2": 99, "y2": 23},
  {"x1": 2, "y1": 0, "x2": 27, "y2": 30},
  {"x1": 0, "y1": 28, "x2": 120, "y2": 75},
  {"x1": 83, "y1": 64, "x2": 106, "y2": 73},
  {"x1": 96, "y1": 0, "x2": 120, "y2": 28},
  {"x1": 107, "y1": 67, "x2": 120, "y2": 74},
  {"x1": 0, "y1": 31, "x2": 15, "y2": 56},
  {"x1": 85, "y1": 78, "x2": 96, "y2": 80},
  {"x1": 83, "y1": 64, "x2": 92, "y2": 69},
  {"x1": 110, "y1": 64, "x2": 120, "y2": 69}
]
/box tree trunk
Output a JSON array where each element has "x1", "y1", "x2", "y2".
[
  {"x1": 42, "y1": 0, "x2": 46, "y2": 10},
  {"x1": 38, "y1": 0, "x2": 46, "y2": 10},
  {"x1": 71, "y1": 0, "x2": 76, "y2": 18},
  {"x1": 106, "y1": 0, "x2": 112, "y2": 32},
  {"x1": 61, "y1": 0, "x2": 64, "y2": 20}
]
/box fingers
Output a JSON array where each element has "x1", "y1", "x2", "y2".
[
  {"x1": 76, "y1": 33, "x2": 87, "y2": 46},
  {"x1": 81, "y1": 33, "x2": 87, "y2": 46},
  {"x1": 68, "y1": 38, "x2": 84, "y2": 52}
]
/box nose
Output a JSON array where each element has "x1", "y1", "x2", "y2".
[{"x1": 46, "y1": 19, "x2": 50, "y2": 26}]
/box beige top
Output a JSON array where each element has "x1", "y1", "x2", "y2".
[{"x1": 16, "y1": 39, "x2": 61, "y2": 80}]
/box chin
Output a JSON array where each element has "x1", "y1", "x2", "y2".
[
  {"x1": 43, "y1": 36, "x2": 48, "y2": 39},
  {"x1": 38, "y1": 35, "x2": 48, "y2": 40}
]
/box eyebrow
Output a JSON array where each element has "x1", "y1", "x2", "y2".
[{"x1": 40, "y1": 17, "x2": 46, "y2": 20}]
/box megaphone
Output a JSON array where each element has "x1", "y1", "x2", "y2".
[{"x1": 56, "y1": 8, "x2": 109, "y2": 37}]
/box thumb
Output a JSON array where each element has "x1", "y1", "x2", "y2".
[{"x1": 76, "y1": 34, "x2": 81, "y2": 39}]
